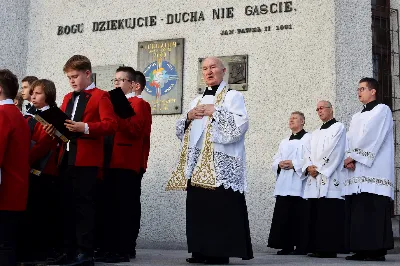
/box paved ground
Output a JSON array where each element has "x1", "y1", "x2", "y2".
[{"x1": 96, "y1": 249, "x2": 400, "y2": 266}]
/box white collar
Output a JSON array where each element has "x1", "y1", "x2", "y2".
[
  {"x1": 39, "y1": 105, "x2": 50, "y2": 112},
  {"x1": 0, "y1": 99, "x2": 14, "y2": 105},
  {"x1": 126, "y1": 92, "x2": 135, "y2": 99},
  {"x1": 85, "y1": 82, "x2": 96, "y2": 91},
  {"x1": 135, "y1": 95, "x2": 143, "y2": 99}
]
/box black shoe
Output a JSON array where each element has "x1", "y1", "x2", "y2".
[
  {"x1": 204, "y1": 257, "x2": 229, "y2": 265},
  {"x1": 277, "y1": 249, "x2": 294, "y2": 255},
  {"x1": 290, "y1": 249, "x2": 307, "y2": 255},
  {"x1": 364, "y1": 256, "x2": 386, "y2": 261},
  {"x1": 63, "y1": 252, "x2": 94, "y2": 266},
  {"x1": 345, "y1": 253, "x2": 366, "y2": 261},
  {"x1": 46, "y1": 249, "x2": 65, "y2": 264}
]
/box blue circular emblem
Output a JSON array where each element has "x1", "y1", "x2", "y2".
[{"x1": 143, "y1": 60, "x2": 179, "y2": 97}]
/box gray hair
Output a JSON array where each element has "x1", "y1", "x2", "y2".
[{"x1": 291, "y1": 111, "x2": 305, "y2": 124}]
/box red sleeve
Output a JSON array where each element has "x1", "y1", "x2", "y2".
[
  {"x1": 118, "y1": 100, "x2": 146, "y2": 138},
  {"x1": 60, "y1": 94, "x2": 70, "y2": 113},
  {"x1": 29, "y1": 124, "x2": 58, "y2": 165},
  {"x1": 0, "y1": 110, "x2": 11, "y2": 167},
  {"x1": 87, "y1": 92, "x2": 118, "y2": 137}
]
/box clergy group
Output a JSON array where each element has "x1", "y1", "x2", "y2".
[
  {"x1": 268, "y1": 77, "x2": 395, "y2": 262},
  {"x1": 0, "y1": 54, "x2": 396, "y2": 266}
]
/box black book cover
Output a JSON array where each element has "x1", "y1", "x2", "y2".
[
  {"x1": 34, "y1": 107, "x2": 72, "y2": 143},
  {"x1": 109, "y1": 87, "x2": 135, "y2": 119}
]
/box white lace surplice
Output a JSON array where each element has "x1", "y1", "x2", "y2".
[{"x1": 175, "y1": 83, "x2": 249, "y2": 193}]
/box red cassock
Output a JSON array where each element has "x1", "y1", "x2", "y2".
[
  {"x1": 109, "y1": 96, "x2": 151, "y2": 173},
  {"x1": 141, "y1": 101, "x2": 152, "y2": 173},
  {"x1": 29, "y1": 118, "x2": 59, "y2": 176},
  {"x1": 0, "y1": 104, "x2": 30, "y2": 211},
  {"x1": 58, "y1": 88, "x2": 118, "y2": 167}
]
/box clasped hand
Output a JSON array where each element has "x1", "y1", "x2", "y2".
[
  {"x1": 187, "y1": 104, "x2": 215, "y2": 120},
  {"x1": 279, "y1": 160, "x2": 293, "y2": 170},
  {"x1": 344, "y1": 157, "x2": 356, "y2": 171},
  {"x1": 307, "y1": 165, "x2": 319, "y2": 178}
]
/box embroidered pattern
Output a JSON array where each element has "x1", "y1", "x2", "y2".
[
  {"x1": 185, "y1": 147, "x2": 201, "y2": 178},
  {"x1": 351, "y1": 148, "x2": 375, "y2": 160},
  {"x1": 333, "y1": 179, "x2": 340, "y2": 187},
  {"x1": 214, "y1": 151, "x2": 247, "y2": 193},
  {"x1": 322, "y1": 157, "x2": 330, "y2": 166},
  {"x1": 344, "y1": 176, "x2": 394, "y2": 188},
  {"x1": 211, "y1": 107, "x2": 242, "y2": 144},
  {"x1": 175, "y1": 117, "x2": 187, "y2": 141}
]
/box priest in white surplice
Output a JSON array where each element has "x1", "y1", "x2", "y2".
[
  {"x1": 302, "y1": 100, "x2": 346, "y2": 258},
  {"x1": 166, "y1": 57, "x2": 253, "y2": 264},
  {"x1": 343, "y1": 78, "x2": 394, "y2": 262},
  {"x1": 268, "y1": 111, "x2": 311, "y2": 255}
]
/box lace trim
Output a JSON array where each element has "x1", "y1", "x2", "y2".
[
  {"x1": 211, "y1": 107, "x2": 242, "y2": 144},
  {"x1": 214, "y1": 151, "x2": 247, "y2": 193},
  {"x1": 176, "y1": 117, "x2": 187, "y2": 141},
  {"x1": 185, "y1": 147, "x2": 201, "y2": 178},
  {"x1": 344, "y1": 176, "x2": 394, "y2": 188},
  {"x1": 186, "y1": 150, "x2": 247, "y2": 193},
  {"x1": 351, "y1": 148, "x2": 375, "y2": 160}
]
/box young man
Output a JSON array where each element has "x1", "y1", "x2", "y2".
[
  {"x1": 0, "y1": 69, "x2": 30, "y2": 266},
  {"x1": 44, "y1": 55, "x2": 117, "y2": 265},
  {"x1": 343, "y1": 78, "x2": 394, "y2": 261},
  {"x1": 17, "y1": 80, "x2": 61, "y2": 264},
  {"x1": 302, "y1": 101, "x2": 346, "y2": 258},
  {"x1": 167, "y1": 57, "x2": 253, "y2": 264},
  {"x1": 21, "y1": 76, "x2": 38, "y2": 115},
  {"x1": 99, "y1": 67, "x2": 151, "y2": 263},
  {"x1": 268, "y1": 112, "x2": 311, "y2": 255}
]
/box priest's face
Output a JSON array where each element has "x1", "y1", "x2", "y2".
[
  {"x1": 202, "y1": 57, "x2": 226, "y2": 86},
  {"x1": 31, "y1": 86, "x2": 47, "y2": 109},
  {"x1": 358, "y1": 81, "x2": 376, "y2": 104},
  {"x1": 66, "y1": 69, "x2": 92, "y2": 92},
  {"x1": 316, "y1": 101, "x2": 333, "y2": 122},
  {"x1": 289, "y1": 114, "x2": 303, "y2": 131},
  {"x1": 114, "y1": 71, "x2": 134, "y2": 95}
]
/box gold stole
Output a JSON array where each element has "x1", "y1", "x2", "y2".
[{"x1": 166, "y1": 87, "x2": 228, "y2": 191}]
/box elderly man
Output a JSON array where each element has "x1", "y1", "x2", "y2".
[
  {"x1": 268, "y1": 111, "x2": 311, "y2": 255},
  {"x1": 302, "y1": 100, "x2": 346, "y2": 258},
  {"x1": 167, "y1": 57, "x2": 253, "y2": 264},
  {"x1": 343, "y1": 78, "x2": 394, "y2": 261}
]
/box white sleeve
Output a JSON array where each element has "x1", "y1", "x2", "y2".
[
  {"x1": 302, "y1": 133, "x2": 313, "y2": 174},
  {"x1": 271, "y1": 141, "x2": 283, "y2": 179},
  {"x1": 293, "y1": 133, "x2": 311, "y2": 178},
  {"x1": 211, "y1": 91, "x2": 249, "y2": 144},
  {"x1": 350, "y1": 106, "x2": 392, "y2": 167}
]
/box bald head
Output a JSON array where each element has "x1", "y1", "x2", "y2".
[
  {"x1": 316, "y1": 100, "x2": 333, "y2": 122},
  {"x1": 202, "y1": 57, "x2": 226, "y2": 86}
]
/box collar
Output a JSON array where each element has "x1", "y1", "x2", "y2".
[
  {"x1": 320, "y1": 118, "x2": 337, "y2": 130},
  {"x1": 289, "y1": 129, "x2": 307, "y2": 140},
  {"x1": 0, "y1": 99, "x2": 14, "y2": 105},
  {"x1": 39, "y1": 105, "x2": 50, "y2": 112},
  {"x1": 135, "y1": 95, "x2": 143, "y2": 99},
  {"x1": 126, "y1": 92, "x2": 135, "y2": 99},
  {"x1": 86, "y1": 82, "x2": 96, "y2": 91},
  {"x1": 202, "y1": 81, "x2": 226, "y2": 97},
  {"x1": 362, "y1": 100, "x2": 378, "y2": 113}
]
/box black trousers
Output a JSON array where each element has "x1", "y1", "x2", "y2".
[
  {"x1": 268, "y1": 196, "x2": 309, "y2": 252},
  {"x1": 345, "y1": 193, "x2": 394, "y2": 255},
  {"x1": 104, "y1": 168, "x2": 142, "y2": 254},
  {"x1": 0, "y1": 211, "x2": 20, "y2": 266},
  {"x1": 17, "y1": 174, "x2": 62, "y2": 260},
  {"x1": 61, "y1": 166, "x2": 98, "y2": 255},
  {"x1": 307, "y1": 198, "x2": 346, "y2": 253}
]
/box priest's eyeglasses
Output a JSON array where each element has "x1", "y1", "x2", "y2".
[
  {"x1": 111, "y1": 78, "x2": 132, "y2": 84},
  {"x1": 315, "y1": 106, "x2": 331, "y2": 112},
  {"x1": 357, "y1": 87, "x2": 368, "y2": 92}
]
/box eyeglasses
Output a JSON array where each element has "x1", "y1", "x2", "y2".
[
  {"x1": 357, "y1": 87, "x2": 369, "y2": 92},
  {"x1": 111, "y1": 78, "x2": 132, "y2": 84},
  {"x1": 315, "y1": 106, "x2": 331, "y2": 112}
]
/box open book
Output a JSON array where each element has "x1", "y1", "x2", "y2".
[{"x1": 34, "y1": 107, "x2": 72, "y2": 143}]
